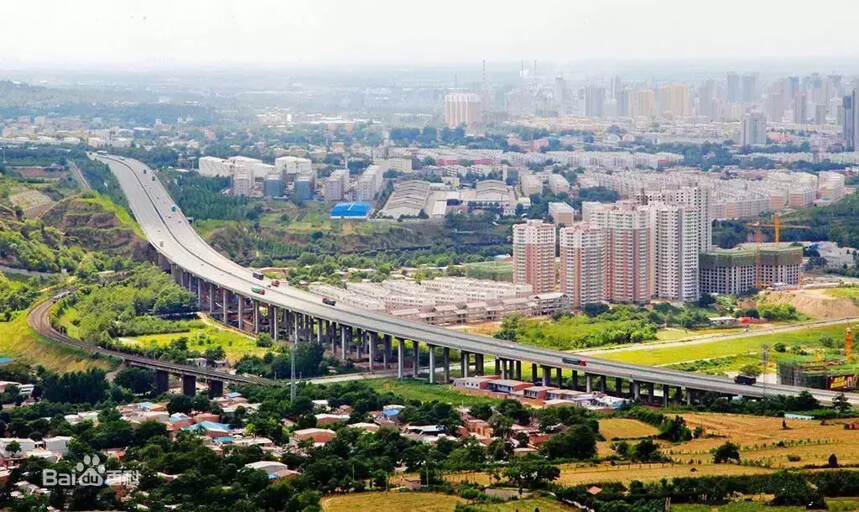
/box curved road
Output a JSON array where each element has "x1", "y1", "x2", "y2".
[{"x1": 93, "y1": 154, "x2": 859, "y2": 405}]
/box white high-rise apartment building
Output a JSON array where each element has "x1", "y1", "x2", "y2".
[
  {"x1": 513, "y1": 220, "x2": 556, "y2": 294},
  {"x1": 232, "y1": 166, "x2": 253, "y2": 197},
  {"x1": 559, "y1": 223, "x2": 606, "y2": 309},
  {"x1": 356, "y1": 165, "x2": 384, "y2": 202},
  {"x1": 275, "y1": 156, "x2": 313, "y2": 178},
  {"x1": 324, "y1": 169, "x2": 349, "y2": 201},
  {"x1": 651, "y1": 204, "x2": 700, "y2": 301},
  {"x1": 742, "y1": 112, "x2": 767, "y2": 146},
  {"x1": 444, "y1": 93, "x2": 483, "y2": 128}
]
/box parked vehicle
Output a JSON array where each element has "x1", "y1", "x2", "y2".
[
  {"x1": 152, "y1": 176, "x2": 156, "y2": 181},
  {"x1": 734, "y1": 375, "x2": 757, "y2": 385},
  {"x1": 251, "y1": 287, "x2": 265, "y2": 295},
  {"x1": 322, "y1": 298, "x2": 336, "y2": 306},
  {"x1": 561, "y1": 357, "x2": 587, "y2": 367},
  {"x1": 170, "y1": 205, "x2": 177, "y2": 212},
  {"x1": 252, "y1": 272, "x2": 264, "y2": 280}
]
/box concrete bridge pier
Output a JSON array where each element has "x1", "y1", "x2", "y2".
[
  {"x1": 208, "y1": 379, "x2": 224, "y2": 398},
  {"x1": 182, "y1": 375, "x2": 196, "y2": 396},
  {"x1": 155, "y1": 370, "x2": 169, "y2": 395},
  {"x1": 398, "y1": 339, "x2": 406, "y2": 378}
]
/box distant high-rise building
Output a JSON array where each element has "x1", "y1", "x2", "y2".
[
  {"x1": 444, "y1": 93, "x2": 482, "y2": 128},
  {"x1": 697, "y1": 80, "x2": 716, "y2": 119},
  {"x1": 726, "y1": 72, "x2": 740, "y2": 103},
  {"x1": 559, "y1": 223, "x2": 606, "y2": 309},
  {"x1": 324, "y1": 169, "x2": 349, "y2": 202},
  {"x1": 584, "y1": 86, "x2": 605, "y2": 117},
  {"x1": 742, "y1": 112, "x2": 767, "y2": 146},
  {"x1": 794, "y1": 92, "x2": 808, "y2": 124},
  {"x1": 553, "y1": 76, "x2": 569, "y2": 113},
  {"x1": 741, "y1": 74, "x2": 757, "y2": 103},
  {"x1": 513, "y1": 220, "x2": 556, "y2": 294},
  {"x1": 631, "y1": 89, "x2": 656, "y2": 117},
  {"x1": 263, "y1": 174, "x2": 284, "y2": 197},
  {"x1": 356, "y1": 165, "x2": 384, "y2": 202},
  {"x1": 657, "y1": 84, "x2": 690, "y2": 117},
  {"x1": 842, "y1": 89, "x2": 857, "y2": 150},
  {"x1": 616, "y1": 90, "x2": 630, "y2": 117},
  {"x1": 232, "y1": 166, "x2": 253, "y2": 197}
]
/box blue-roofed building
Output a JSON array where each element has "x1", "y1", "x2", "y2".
[
  {"x1": 330, "y1": 202, "x2": 371, "y2": 219},
  {"x1": 0, "y1": 357, "x2": 13, "y2": 364},
  {"x1": 182, "y1": 421, "x2": 232, "y2": 437}
]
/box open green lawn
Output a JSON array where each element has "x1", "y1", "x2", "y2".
[
  {"x1": 600, "y1": 324, "x2": 849, "y2": 366},
  {"x1": 0, "y1": 310, "x2": 113, "y2": 373},
  {"x1": 126, "y1": 324, "x2": 265, "y2": 362},
  {"x1": 365, "y1": 378, "x2": 500, "y2": 407}
]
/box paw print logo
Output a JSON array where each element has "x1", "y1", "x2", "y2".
[{"x1": 75, "y1": 454, "x2": 106, "y2": 486}]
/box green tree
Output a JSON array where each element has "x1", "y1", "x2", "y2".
[
  {"x1": 833, "y1": 392, "x2": 851, "y2": 414},
  {"x1": 503, "y1": 455, "x2": 560, "y2": 494},
  {"x1": 713, "y1": 441, "x2": 741, "y2": 463}
]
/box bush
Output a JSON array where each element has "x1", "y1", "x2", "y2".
[{"x1": 713, "y1": 441, "x2": 741, "y2": 463}]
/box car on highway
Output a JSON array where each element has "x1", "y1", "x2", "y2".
[
  {"x1": 561, "y1": 357, "x2": 587, "y2": 367},
  {"x1": 271, "y1": 280, "x2": 280, "y2": 287},
  {"x1": 251, "y1": 287, "x2": 265, "y2": 295},
  {"x1": 252, "y1": 272, "x2": 264, "y2": 280},
  {"x1": 734, "y1": 375, "x2": 757, "y2": 385},
  {"x1": 322, "y1": 298, "x2": 336, "y2": 306}
]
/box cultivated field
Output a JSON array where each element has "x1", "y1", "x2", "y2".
[
  {"x1": 320, "y1": 491, "x2": 464, "y2": 512},
  {"x1": 472, "y1": 497, "x2": 575, "y2": 511},
  {"x1": 599, "y1": 418, "x2": 660, "y2": 440},
  {"x1": 673, "y1": 413, "x2": 859, "y2": 468}
]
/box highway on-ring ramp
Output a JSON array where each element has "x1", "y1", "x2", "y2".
[{"x1": 92, "y1": 153, "x2": 859, "y2": 405}]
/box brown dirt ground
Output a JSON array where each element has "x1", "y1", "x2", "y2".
[{"x1": 760, "y1": 288, "x2": 859, "y2": 319}]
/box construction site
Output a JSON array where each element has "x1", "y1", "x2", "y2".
[{"x1": 778, "y1": 327, "x2": 858, "y2": 391}]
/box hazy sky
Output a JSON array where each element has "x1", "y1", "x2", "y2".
[{"x1": 2, "y1": 0, "x2": 857, "y2": 69}]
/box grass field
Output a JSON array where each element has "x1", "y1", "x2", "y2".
[
  {"x1": 441, "y1": 462, "x2": 775, "y2": 488},
  {"x1": 126, "y1": 323, "x2": 264, "y2": 362},
  {"x1": 672, "y1": 413, "x2": 859, "y2": 468},
  {"x1": 321, "y1": 492, "x2": 464, "y2": 512},
  {"x1": 0, "y1": 311, "x2": 113, "y2": 373},
  {"x1": 472, "y1": 497, "x2": 575, "y2": 511},
  {"x1": 824, "y1": 287, "x2": 859, "y2": 301},
  {"x1": 599, "y1": 324, "x2": 848, "y2": 366},
  {"x1": 365, "y1": 378, "x2": 501, "y2": 407},
  {"x1": 598, "y1": 418, "x2": 660, "y2": 440},
  {"x1": 673, "y1": 498, "x2": 859, "y2": 512}
]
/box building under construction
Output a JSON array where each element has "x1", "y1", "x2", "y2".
[
  {"x1": 778, "y1": 360, "x2": 858, "y2": 391},
  {"x1": 699, "y1": 244, "x2": 802, "y2": 296}
]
